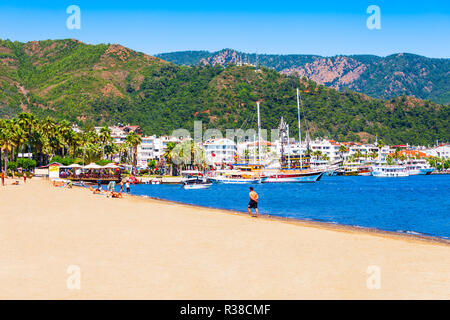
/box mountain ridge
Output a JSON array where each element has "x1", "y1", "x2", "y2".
[{"x1": 156, "y1": 49, "x2": 450, "y2": 105}]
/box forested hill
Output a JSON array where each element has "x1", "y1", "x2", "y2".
[
  {"x1": 156, "y1": 49, "x2": 450, "y2": 105},
  {"x1": 0, "y1": 39, "x2": 448, "y2": 145}
]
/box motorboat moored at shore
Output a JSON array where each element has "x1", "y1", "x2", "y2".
[{"x1": 371, "y1": 165, "x2": 409, "y2": 177}]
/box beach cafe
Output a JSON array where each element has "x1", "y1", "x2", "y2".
[{"x1": 36, "y1": 162, "x2": 122, "y2": 184}]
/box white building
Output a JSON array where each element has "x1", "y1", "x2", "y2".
[
  {"x1": 237, "y1": 140, "x2": 276, "y2": 163},
  {"x1": 275, "y1": 139, "x2": 343, "y2": 163},
  {"x1": 136, "y1": 135, "x2": 159, "y2": 168},
  {"x1": 424, "y1": 144, "x2": 450, "y2": 160},
  {"x1": 203, "y1": 138, "x2": 237, "y2": 165}
]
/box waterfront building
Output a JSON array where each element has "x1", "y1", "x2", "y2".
[{"x1": 203, "y1": 138, "x2": 237, "y2": 165}]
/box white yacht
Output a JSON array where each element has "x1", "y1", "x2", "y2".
[
  {"x1": 405, "y1": 159, "x2": 434, "y2": 175},
  {"x1": 371, "y1": 165, "x2": 409, "y2": 177}
]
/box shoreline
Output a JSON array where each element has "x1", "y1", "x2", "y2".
[{"x1": 128, "y1": 193, "x2": 450, "y2": 247}]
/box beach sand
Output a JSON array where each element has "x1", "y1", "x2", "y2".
[{"x1": 0, "y1": 178, "x2": 449, "y2": 299}]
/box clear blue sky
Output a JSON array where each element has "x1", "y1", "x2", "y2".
[{"x1": 0, "y1": 1, "x2": 449, "y2": 57}]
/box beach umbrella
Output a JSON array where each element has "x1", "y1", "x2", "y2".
[
  {"x1": 84, "y1": 163, "x2": 102, "y2": 169},
  {"x1": 68, "y1": 164, "x2": 82, "y2": 168},
  {"x1": 102, "y1": 163, "x2": 119, "y2": 169}
]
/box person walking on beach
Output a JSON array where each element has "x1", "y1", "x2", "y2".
[
  {"x1": 125, "y1": 181, "x2": 130, "y2": 194},
  {"x1": 248, "y1": 187, "x2": 259, "y2": 217},
  {"x1": 1, "y1": 171, "x2": 5, "y2": 186},
  {"x1": 23, "y1": 174, "x2": 27, "y2": 183},
  {"x1": 119, "y1": 180, "x2": 124, "y2": 193},
  {"x1": 97, "y1": 178, "x2": 102, "y2": 190}
]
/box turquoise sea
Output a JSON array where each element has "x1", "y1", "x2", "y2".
[{"x1": 124, "y1": 175, "x2": 450, "y2": 240}]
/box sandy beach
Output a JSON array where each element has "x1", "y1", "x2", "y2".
[{"x1": 0, "y1": 178, "x2": 449, "y2": 299}]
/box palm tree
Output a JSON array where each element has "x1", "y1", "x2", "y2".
[
  {"x1": 83, "y1": 143, "x2": 102, "y2": 164},
  {"x1": 163, "y1": 141, "x2": 177, "y2": 176},
  {"x1": 99, "y1": 126, "x2": 112, "y2": 158},
  {"x1": 386, "y1": 155, "x2": 393, "y2": 165},
  {"x1": 125, "y1": 131, "x2": 142, "y2": 169},
  {"x1": 104, "y1": 143, "x2": 117, "y2": 162},
  {"x1": 18, "y1": 112, "x2": 36, "y2": 159},
  {"x1": 354, "y1": 150, "x2": 363, "y2": 162},
  {"x1": 58, "y1": 120, "x2": 72, "y2": 158},
  {"x1": 376, "y1": 140, "x2": 385, "y2": 150},
  {"x1": 41, "y1": 117, "x2": 56, "y2": 140},
  {"x1": 30, "y1": 128, "x2": 47, "y2": 166},
  {"x1": 339, "y1": 145, "x2": 348, "y2": 161},
  {"x1": 0, "y1": 119, "x2": 16, "y2": 172},
  {"x1": 312, "y1": 150, "x2": 322, "y2": 160},
  {"x1": 12, "y1": 126, "x2": 27, "y2": 163},
  {"x1": 117, "y1": 143, "x2": 128, "y2": 164}
]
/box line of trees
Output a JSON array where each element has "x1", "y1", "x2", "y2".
[{"x1": 0, "y1": 112, "x2": 142, "y2": 172}]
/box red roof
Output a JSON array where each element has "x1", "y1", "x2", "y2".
[{"x1": 389, "y1": 150, "x2": 429, "y2": 158}]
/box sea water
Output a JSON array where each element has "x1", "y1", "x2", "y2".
[{"x1": 125, "y1": 175, "x2": 450, "y2": 239}]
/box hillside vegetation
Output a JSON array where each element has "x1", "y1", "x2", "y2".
[{"x1": 0, "y1": 39, "x2": 448, "y2": 145}]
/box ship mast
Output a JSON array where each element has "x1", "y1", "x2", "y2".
[
  {"x1": 297, "y1": 88, "x2": 303, "y2": 170},
  {"x1": 257, "y1": 101, "x2": 262, "y2": 164},
  {"x1": 287, "y1": 124, "x2": 291, "y2": 168}
]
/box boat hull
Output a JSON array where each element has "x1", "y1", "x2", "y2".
[
  {"x1": 408, "y1": 168, "x2": 434, "y2": 175},
  {"x1": 183, "y1": 183, "x2": 212, "y2": 189},
  {"x1": 210, "y1": 178, "x2": 262, "y2": 184},
  {"x1": 262, "y1": 171, "x2": 324, "y2": 183}
]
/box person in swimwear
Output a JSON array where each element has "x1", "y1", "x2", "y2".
[{"x1": 248, "y1": 187, "x2": 259, "y2": 217}]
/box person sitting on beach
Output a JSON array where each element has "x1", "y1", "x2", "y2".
[
  {"x1": 89, "y1": 185, "x2": 103, "y2": 194},
  {"x1": 248, "y1": 187, "x2": 259, "y2": 218},
  {"x1": 111, "y1": 191, "x2": 123, "y2": 198},
  {"x1": 12, "y1": 181, "x2": 20, "y2": 186}
]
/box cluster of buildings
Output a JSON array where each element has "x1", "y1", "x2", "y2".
[{"x1": 86, "y1": 124, "x2": 449, "y2": 168}]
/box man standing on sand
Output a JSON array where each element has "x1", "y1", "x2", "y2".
[
  {"x1": 248, "y1": 187, "x2": 259, "y2": 217},
  {"x1": 1, "y1": 171, "x2": 5, "y2": 186}
]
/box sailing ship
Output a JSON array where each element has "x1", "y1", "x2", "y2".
[{"x1": 262, "y1": 89, "x2": 324, "y2": 183}]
